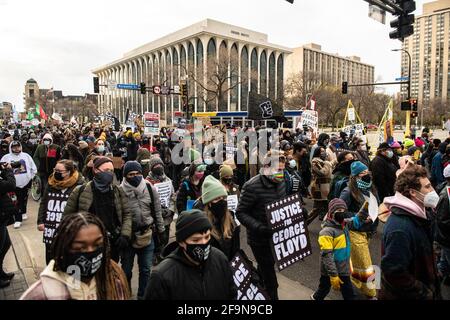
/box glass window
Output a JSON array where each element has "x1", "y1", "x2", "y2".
[
  {"x1": 241, "y1": 46, "x2": 249, "y2": 111},
  {"x1": 268, "y1": 53, "x2": 276, "y2": 100},
  {"x1": 260, "y1": 50, "x2": 267, "y2": 96},
  {"x1": 277, "y1": 54, "x2": 284, "y2": 101},
  {"x1": 251, "y1": 48, "x2": 258, "y2": 93}
]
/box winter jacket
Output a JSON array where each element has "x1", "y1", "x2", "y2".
[
  {"x1": 435, "y1": 185, "x2": 450, "y2": 248},
  {"x1": 236, "y1": 173, "x2": 286, "y2": 247},
  {"x1": 0, "y1": 168, "x2": 16, "y2": 225},
  {"x1": 380, "y1": 193, "x2": 440, "y2": 300},
  {"x1": 176, "y1": 178, "x2": 202, "y2": 213},
  {"x1": 20, "y1": 260, "x2": 128, "y2": 300},
  {"x1": 0, "y1": 142, "x2": 37, "y2": 188},
  {"x1": 318, "y1": 219, "x2": 352, "y2": 276},
  {"x1": 431, "y1": 152, "x2": 445, "y2": 186},
  {"x1": 63, "y1": 181, "x2": 132, "y2": 239},
  {"x1": 120, "y1": 179, "x2": 165, "y2": 233},
  {"x1": 144, "y1": 242, "x2": 237, "y2": 300},
  {"x1": 311, "y1": 158, "x2": 332, "y2": 200},
  {"x1": 370, "y1": 154, "x2": 398, "y2": 202},
  {"x1": 33, "y1": 143, "x2": 61, "y2": 177},
  {"x1": 340, "y1": 187, "x2": 379, "y2": 233},
  {"x1": 147, "y1": 174, "x2": 176, "y2": 226}
]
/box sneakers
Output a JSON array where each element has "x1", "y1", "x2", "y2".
[
  {"x1": 13, "y1": 222, "x2": 21, "y2": 229},
  {"x1": 22, "y1": 214, "x2": 28, "y2": 220}
]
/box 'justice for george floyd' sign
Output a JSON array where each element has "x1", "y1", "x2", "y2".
[{"x1": 266, "y1": 194, "x2": 312, "y2": 271}]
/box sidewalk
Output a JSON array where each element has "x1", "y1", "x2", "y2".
[{"x1": 1, "y1": 199, "x2": 316, "y2": 300}]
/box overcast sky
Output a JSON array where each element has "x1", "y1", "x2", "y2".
[{"x1": 0, "y1": 0, "x2": 432, "y2": 111}]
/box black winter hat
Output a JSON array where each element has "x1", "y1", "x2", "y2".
[
  {"x1": 176, "y1": 209, "x2": 212, "y2": 242},
  {"x1": 123, "y1": 160, "x2": 142, "y2": 176},
  {"x1": 378, "y1": 142, "x2": 391, "y2": 150}
]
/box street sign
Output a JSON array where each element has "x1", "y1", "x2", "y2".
[
  {"x1": 117, "y1": 83, "x2": 139, "y2": 90},
  {"x1": 144, "y1": 112, "x2": 160, "y2": 135},
  {"x1": 108, "y1": 80, "x2": 117, "y2": 90},
  {"x1": 395, "y1": 77, "x2": 409, "y2": 81},
  {"x1": 172, "y1": 85, "x2": 180, "y2": 94},
  {"x1": 368, "y1": 4, "x2": 386, "y2": 24},
  {"x1": 152, "y1": 85, "x2": 161, "y2": 95},
  {"x1": 161, "y1": 86, "x2": 170, "y2": 95}
]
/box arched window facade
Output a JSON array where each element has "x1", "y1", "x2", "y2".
[
  {"x1": 172, "y1": 48, "x2": 179, "y2": 111},
  {"x1": 240, "y1": 46, "x2": 249, "y2": 111},
  {"x1": 230, "y1": 44, "x2": 238, "y2": 111},
  {"x1": 268, "y1": 53, "x2": 276, "y2": 100},
  {"x1": 277, "y1": 54, "x2": 284, "y2": 101},
  {"x1": 260, "y1": 50, "x2": 267, "y2": 96},
  {"x1": 196, "y1": 40, "x2": 204, "y2": 112},
  {"x1": 206, "y1": 38, "x2": 216, "y2": 111},
  {"x1": 218, "y1": 41, "x2": 227, "y2": 111},
  {"x1": 250, "y1": 48, "x2": 258, "y2": 93}
]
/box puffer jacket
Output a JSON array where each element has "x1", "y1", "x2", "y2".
[
  {"x1": 62, "y1": 181, "x2": 132, "y2": 238},
  {"x1": 0, "y1": 168, "x2": 17, "y2": 225},
  {"x1": 370, "y1": 154, "x2": 398, "y2": 202},
  {"x1": 435, "y1": 184, "x2": 450, "y2": 248},
  {"x1": 236, "y1": 173, "x2": 286, "y2": 247},
  {"x1": 144, "y1": 242, "x2": 237, "y2": 300}
]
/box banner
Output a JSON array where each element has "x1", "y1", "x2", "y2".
[
  {"x1": 230, "y1": 250, "x2": 270, "y2": 300},
  {"x1": 247, "y1": 91, "x2": 286, "y2": 122},
  {"x1": 154, "y1": 181, "x2": 172, "y2": 209},
  {"x1": 342, "y1": 123, "x2": 365, "y2": 136},
  {"x1": 377, "y1": 100, "x2": 394, "y2": 145},
  {"x1": 266, "y1": 194, "x2": 312, "y2": 271},
  {"x1": 144, "y1": 112, "x2": 160, "y2": 135},
  {"x1": 297, "y1": 110, "x2": 318, "y2": 134}
]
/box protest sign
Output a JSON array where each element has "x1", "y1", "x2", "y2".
[
  {"x1": 230, "y1": 250, "x2": 270, "y2": 300},
  {"x1": 266, "y1": 194, "x2": 312, "y2": 271},
  {"x1": 144, "y1": 112, "x2": 160, "y2": 135},
  {"x1": 342, "y1": 123, "x2": 365, "y2": 136},
  {"x1": 227, "y1": 194, "x2": 240, "y2": 226},
  {"x1": 363, "y1": 192, "x2": 379, "y2": 222},
  {"x1": 298, "y1": 110, "x2": 318, "y2": 133},
  {"x1": 154, "y1": 181, "x2": 172, "y2": 209}
]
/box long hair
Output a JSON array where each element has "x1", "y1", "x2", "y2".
[
  {"x1": 348, "y1": 175, "x2": 377, "y2": 204},
  {"x1": 52, "y1": 212, "x2": 130, "y2": 300},
  {"x1": 204, "y1": 204, "x2": 235, "y2": 241}
]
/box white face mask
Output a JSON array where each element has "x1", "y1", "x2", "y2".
[
  {"x1": 417, "y1": 190, "x2": 440, "y2": 209},
  {"x1": 289, "y1": 159, "x2": 297, "y2": 169}
]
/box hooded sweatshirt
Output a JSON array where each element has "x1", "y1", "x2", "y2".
[
  {"x1": 0, "y1": 141, "x2": 37, "y2": 188},
  {"x1": 383, "y1": 191, "x2": 427, "y2": 220}
]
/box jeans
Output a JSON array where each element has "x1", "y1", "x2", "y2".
[
  {"x1": 313, "y1": 275, "x2": 355, "y2": 300},
  {"x1": 438, "y1": 246, "x2": 450, "y2": 277},
  {"x1": 14, "y1": 186, "x2": 30, "y2": 222},
  {"x1": 0, "y1": 224, "x2": 11, "y2": 274},
  {"x1": 250, "y1": 244, "x2": 279, "y2": 300},
  {"x1": 121, "y1": 240, "x2": 155, "y2": 299}
]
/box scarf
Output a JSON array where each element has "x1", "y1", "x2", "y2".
[{"x1": 48, "y1": 171, "x2": 79, "y2": 190}]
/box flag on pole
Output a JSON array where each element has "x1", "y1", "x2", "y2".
[{"x1": 26, "y1": 111, "x2": 34, "y2": 120}]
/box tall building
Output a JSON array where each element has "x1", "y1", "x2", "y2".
[
  {"x1": 401, "y1": 0, "x2": 450, "y2": 103},
  {"x1": 23, "y1": 78, "x2": 39, "y2": 113},
  {"x1": 284, "y1": 43, "x2": 374, "y2": 92},
  {"x1": 93, "y1": 19, "x2": 374, "y2": 124}
]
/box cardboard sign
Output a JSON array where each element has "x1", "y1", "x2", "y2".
[
  {"x1": 266, "y1": 194, "x2": 312, "y2": 271},
  {"x1": 342, "y1": 123, "x2": 364, "y2": 136},
  {"x1": 144, "y1": 112, "x2": 160, "y2": 136},
  {"x1": 298, "y1": 110, "x2": 318, "y2": 133},
  {"x1": 230, "y1": 250, "x2": 270, "y2": 300},
  {"x1": 154, "y1": 181, "x2": 172, "y2": 209},
  {"x1": 227, "y1": 194, "x2": 240, "y2": 226}
]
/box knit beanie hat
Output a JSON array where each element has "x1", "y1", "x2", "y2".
[
  {"x1": 328, "y1": 198, "x2": 348, "y2": 216},
  {"x1": 219, "y1": 165, "x2": 233, "y2": 179},
  {"x1": 202, "y1": 175, "x2": 228, "y2": 205},
  {"x1": 148, "y1": 156, "x2": 164, "y2": 170},
  {"x1": 351, "y1": 161, "x2": 368, "y2": 176},
  {"x1": 123, "y1": 160, "x2": 142, "y2": 176},
  {"x1": 93, "y1": 156, "x2": 113, "y2": 170},
  {"x1": 176, "y1": 209, "x2": 212, "y2": 242},
  {"x1": 378, "y1": 142, "x2": 391, "y2": 150},
  {"x1": 390, "y1": 141, "x2": 401, "y2": 149},
  {"x1": 404, "y1": 138, "x2": 414, "y2": 148}
]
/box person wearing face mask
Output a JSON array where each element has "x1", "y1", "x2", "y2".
[
  {"x1": 37, "y1": 160, "x2": 84, "y2": 263},
  {"x1": 312, "y1": 199, "x2": 366, "y2": 301},
  {"x1": 370, "y1": 143, "x2": 399, "y2": 202},
  {"x1": 20, "y1": 133, "x2": 34, "y2": 156},
  {"x1": 340, "y1": 161, "x2": 379, "y2": 299},
  {"x1": 381, "y1": 165, "x2": 441, "y2": 300},
  {"x1": 63, "y1": 156, "x2": 132, "y2": 262},
  {"x1": 83, "y1": 138, "x2": 107, "y2": 181},
  {"x1": 351, "y1": 138, "x2": 371, "y2": 168},
  {"x1": 236, "y1": 150, "x2": 287, "y2": 300},
  {"x1": 61, "y1": 143, "x2": 84, "y2": 173},
  {"x1": 136, "y1": 147, "x2": 151, "y2": 178},
  {"x1": 435, "y1": 165, "x2": 450, "y2": 286},
  {"x1": 144, "y1": 209, "x2": 236, "y2": 300},
  {"x1": 1, "y1": 140, "x2": 37, "y2": 229},
  {"x1": 120, "y1": 161, "x2": 165, "y2": 299},
  {"x1": 0, "y1": 140, "x2": 9, "y2": 160},
  {"x1": 309, "y1": 133, "x2": 330, "y2": 163},
  {"x1": 146, "y1": 157, "x2": 175, "y2": 266},
  {"x1": 176, "y1": 163, "x2": 205, "y2": 213},
  {"x1": 219, "y1": 165, "x2": 240, "y2": 198},
  {"x1": 308, "y1": 146, "x2": 332, "y2": 224},
  {"x1": 293, "y1": 141, "x2": 312, "y2": 193},
  {"x1": 200, "y1": 175, "x2": 240, "y2": 260},
  {"x1": 33, "y1": 133, "x2": 61, "y2": 193},
  {"x1": 326, "y1": 135, "x2": 341, "y2": 168},
  {"x1": 20, "y1": 212, "x2": 130, "y2": 300}
]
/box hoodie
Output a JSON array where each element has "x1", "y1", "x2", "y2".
[
  {"x1": 383, "y1": 192, "x2": 427, "y2": 220},
  {"x1": 0, "y1": 142, "x2": 37, "y2": 188}
]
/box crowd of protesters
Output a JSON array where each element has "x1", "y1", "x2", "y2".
[{"x1": 0, "y1": 118, "x2": 448, "y2": 300}]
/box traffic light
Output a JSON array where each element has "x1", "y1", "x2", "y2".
[
  {"x1": 180, "y1": 83, "x2": 188, "y2": 97},
  {"x1": 93, "y1": 77, "x2": 99, "y2": 94},
  {"x1": 140, "y1": 82, "x2": 146, "y2": 94},
  {"x1": 401, "y1": 100, "x2": 412, "y2": 111},
  {"x1": 342, "y1": 81, "x2": 348, "y2": 94},
  {"x1": 411, "y1": 111, "x2": 418, "y2": 118},
  {"x1": 411, "y1": 99, "x2": 418, "y2": 111},
  {"x1": 389, "y1": 1, "x2": 416, "y2": 40}
]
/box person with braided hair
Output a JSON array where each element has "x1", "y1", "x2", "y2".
[{"x1": 20, "y1": 212, "x2": 130, "y2": 300}]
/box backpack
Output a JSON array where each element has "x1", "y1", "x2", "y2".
[{"x1": 329, "y1": 176, "x2": 349, "y2": 200}]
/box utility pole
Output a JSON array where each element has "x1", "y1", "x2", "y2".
[{"x1": 392, "y1": 48, "x2": 412, "y2": 137}]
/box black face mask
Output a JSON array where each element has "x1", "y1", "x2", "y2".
[
  {"x1": 64, "y1": 247, "x2": 104, "y2": 279},
  {"x1": 339, "y1": 159, "x2": 355, "y2": 176},
  {"x1": 361, "y1": 174, "x2": 372, "y2": 184},
  {"x1": 184, "y1": 242, "x2": 211, "y2": 264},
  {"x1": 221, "y1": 178, "x2": 233, "y2": 186},
  {"x1": 152, "y1": 166, "x2": 164, "y2": 176},
  {"x1": 334, "y1": 212, "x2": 346, "y2": 224},
  {"x1": 126, "y1": 175, "x2": 142, "y2": 188},
  {"x1": 54, "y1": 172, "x2": 64, "y2": 181},
  {"x1": 209, "y1": 200, "x2": 228, "y2": 220},
  {"x1": 93, "y1": 171, "x2": 114, "y2": 193}
]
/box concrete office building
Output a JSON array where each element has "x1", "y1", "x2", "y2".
[{"x1": 401, "y1": 0, "x2": 450, "y2": 103}]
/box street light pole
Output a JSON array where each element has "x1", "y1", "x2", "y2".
[{"x1": 392, "y1": 48, "x2": 412, "y2": 137}]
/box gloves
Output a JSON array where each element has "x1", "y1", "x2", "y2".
[
  {"x1": 330, "y1": 276, "x2": 344, "y2": 290},
  {"x1": 257, "y1": 225, "x2": 273, "y2": 237},
  {"x1": 158, "y1": 231, "x2": 169, "y2": 247},
  {"x1": 115, "y1": 235, "x2": 130, "y2": 250}
]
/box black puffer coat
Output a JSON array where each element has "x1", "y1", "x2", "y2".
[
  {"x1": 236, "y1": 174, "x2": 286, "y2": 247},
  {"x1": 0, "y1": 168, "x2": 17, "y2": 225},
  {"x1": 370, "y1": 154, "x2": 398, "y2": 202},
  {"x1": 144, "y1": 242, "x2": 237, "y2": 300}
]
